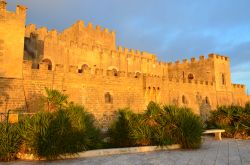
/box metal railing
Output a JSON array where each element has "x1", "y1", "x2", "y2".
[{"x1": 0, "y1": 110, "x2": 35, "y2": 123}]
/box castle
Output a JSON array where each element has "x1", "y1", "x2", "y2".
[{"x1": 0, "y1": 1, "x2": 249, "y2": 126}]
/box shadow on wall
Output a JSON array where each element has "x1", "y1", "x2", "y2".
[
  {"x1": 24, "y1": 33, "x2": 44, "y2": 68},
  {"x1": 196, "y1": 93, "x2": 211, "y2": 122},
  {"x1": 0, "y1": 70, "x2": 46, "y2": 116}
]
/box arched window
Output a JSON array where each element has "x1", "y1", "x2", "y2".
[
  {"x1": 78, "y1": 64, "x2": 89, "y2": 73},
  {"x1": 222, "y1": 73, "x2": 226, "y2": 85},
  {"x1": 188, "y1": 73, "x2": 194, "y2": 80},
  {"x1": 105, "y1": 92, "x2": 113, "y2": 104},
  {"x1": 112, "y1": 68, "x2": 118, "y2": 76},
  {"x1": 42, "y1": 59, "x2": 52, "y2": 70},
  {"x1": 135, "y1": 72, "x2": 140, "y2": 78}
]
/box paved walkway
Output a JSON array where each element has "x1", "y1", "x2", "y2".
[{"x1": 3, "y1": 137, "x2": 250, "y2": 165}]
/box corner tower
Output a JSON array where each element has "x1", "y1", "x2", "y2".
[{"x1": 0, "y1": 1, "x2": 27, "y2": 78}]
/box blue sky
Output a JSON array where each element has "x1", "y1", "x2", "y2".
[{"x1": 8, "y1": 0, "x2": 250, "y2": 93}]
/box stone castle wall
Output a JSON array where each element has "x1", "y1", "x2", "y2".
[
  {"x1": 0, "y1": 1, "x2": 249, "y2": 126},
  {"x1": 0, "y1": 59, "x2": 247, "y2": 126}
]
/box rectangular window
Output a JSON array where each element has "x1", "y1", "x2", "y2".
[{"x1": 222, "y1": 73, "x2": 226, "y2": 85}]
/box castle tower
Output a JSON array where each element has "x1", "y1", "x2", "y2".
[
  {"x1": 208, "y1": 54, "x2": 232, "y2": 91},
  {"x1": 0, "y1": 1, "x2": 27, "y2": 78}
]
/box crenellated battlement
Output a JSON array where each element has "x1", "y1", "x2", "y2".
[
  {"x1": 116, "y1": 46, "x2": 157, "y2": 61},
  {"x1": 0, "y1": 1, "x2": 27, "y2": 20},
  {"x1": 25, "y1": 20, "x2": 116, "y2": 50},
  {"x1": 232, "y1": 83, "x2": 245, "y2": 89},
  {"x1": 169, "y1": 77, "x2": 214, "y2": 87},
  {"x1": 22, "y1": 56, "x2": 216, "y2": 88},
  {"x1": 208, "y1": 53, "x2": 229, "y2": 61},
  {"x1": 25, "y1": 22, "x2": 116, "y2": 39},
  {"x1": 167, "y1": 54, "x2": 230, "y2": 68}
]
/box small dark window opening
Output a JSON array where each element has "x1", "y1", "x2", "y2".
[
  {"x1": 32, "y1": 63, "x2": 39, "y2": 69},
  {"x1": 205, "y1": 96, "x2": 209, "y2": 104},
  {"x1": 188, "y1": 73, "x2": 194, "y2": 80},
  {"x1": 222, "y1": 74, "x2": 226, "y2": 85},
  {"x1": 112, "y1": 69, "x2": 118, "y2": 76},
  {"x1": 48, "y1": 65, "x2": 52, "y2": 70},
  {"x1": 105, "y1": 92, "x2": 113, "y2": 104},
  {"x1": 78, "y1": 69, "x2": 83, "y2": 73},
  {"x1": 79, "y1": 64, "x2": 89, "y2": 73},
  {"x1": 182, "y1": 95, "x2": 187, "y2": 104},
  {"x1": 135, "y1": 72, "x2": 140, "y2": 78}
]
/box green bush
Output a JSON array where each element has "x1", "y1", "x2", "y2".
[
  {"x1": 65, "y1": 103, "x2": 102, "y2": 150},
  {"x1": 207, "y1": 105, "x2": 250, "y2": 138},
  {"x1": 21, "y1": 104, "x2": 102, "y2": 160},
  {"x1": 108, "y1": 109, "x2": 135, "y2": 147},
  {"x1": 163, "y1": 106, "x2": 203, "y2": 149},
  {"x1": 109, "y1": 102, "x2": 203, "y2": 149},
  {"x1": 0, "y1": 123, "x2": 22, "y2": 161}
]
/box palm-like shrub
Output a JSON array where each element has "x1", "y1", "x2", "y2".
[
  {"x1": 0, "y1": 123, "x2": 22, "y2": 161},
  {"x1": 129, "y1": 114, "x2": 153, "y2": 146},
  {"x1": 21, "y1": 104, "x2": 102, "y2": 160},
  {"x1": 44, "y1": 87, "x2": 68, "y2": 112},
  {"x1": 65, "y1": 103, "x2": 102, "y2": 150},
  {"x1": 130, "y1": 102, "x2": 171, "y2": 146},
  {"x1": 245, "y1": 102, "x2": 250, "y2": 111},
  {"x1": 109, "y1": 102, "x2": 203, "y2": 149},
  {"x1": 207, "y1": 105, "x2": 250, "y2": 138},
  {"x1": 163, "y1": 106, "x2": 203, "y2": 149},
  {"x1": 108, "y1": 109, "x2": 135, "y2": 147}
]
